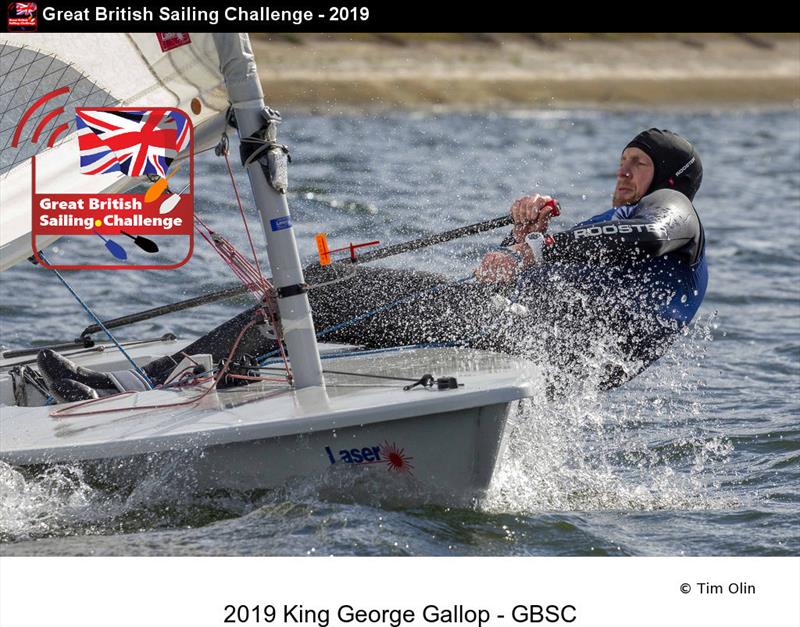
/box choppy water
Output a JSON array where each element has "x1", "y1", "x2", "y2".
[{"x1": 1, "y1": 107, "x2": 798, "y2": 556}]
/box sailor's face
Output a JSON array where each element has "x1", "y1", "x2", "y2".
[{"x1": 613, "y1": 147, "x2": 654, "y2": 206}]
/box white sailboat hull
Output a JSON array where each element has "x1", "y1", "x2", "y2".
[
  {"x1": 0, "y1": 342, "x2": 538, "y2": 506},
  {"x1": 60, "y1": 400, "x2": 513, "y2": 507}
]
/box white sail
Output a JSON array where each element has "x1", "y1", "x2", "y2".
[{"x1": 0, "y1": 33, "x2": 229, "y2": 271}]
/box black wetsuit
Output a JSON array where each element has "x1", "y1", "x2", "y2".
[{"x1": 143, "y1": 189, "x2": 707, "y2": 394}]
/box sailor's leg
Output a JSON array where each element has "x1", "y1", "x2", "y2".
[
  {"x1": 308, "y1": 266, "x2": 508, "y2": 349},
  {"x1": 596, "y1": 318, "x2": 679, "y2": 391},
  {"x1": 143, "y1": 304, "x2": 277, "y2": 384},
  {"x1": 146, "y1": 265, "x2": 511, "y2": 384}
]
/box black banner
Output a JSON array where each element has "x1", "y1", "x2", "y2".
[{"x1": 4, "y1": 1, "x2": 766, "y2": 33}]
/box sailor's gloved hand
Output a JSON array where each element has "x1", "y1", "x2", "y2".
[{"x1": 510, "y1": 194, "x2": 559, "y2": 243}]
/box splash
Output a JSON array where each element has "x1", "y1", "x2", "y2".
[
  {"x1": 0, "y1": 462, "x2": 95, "y2": 542},
  {"x1": 485, "y1": 311, "x2": 735, "y2": 513},
  {"x1": 0, "y1": 451, "x2": 232, "y2": 545}
]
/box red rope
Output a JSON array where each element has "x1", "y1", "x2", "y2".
[
  {"x1": 193, "y1": 221, "x2": 291, "y2": 382},
  {"x1": 222, "y1": 149, "x2": 267, "y2": 285},
  {"x1": 192, "y1": 169, "x2": 292, "y2": 382},
  {"x1": 194, "y1": 218, "x2": 268, "y2": 300}
]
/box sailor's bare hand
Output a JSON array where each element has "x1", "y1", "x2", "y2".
[
  {"x1": 510, "y1": 194, "x2": 558, "y2": 242},
  {"x1": 474, "y1": 251, "x2": 518, "y2": 283}
]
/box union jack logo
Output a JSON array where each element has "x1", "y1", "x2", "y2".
[
  {"x1": 75, "y1": 108, "x2": 190, "y2": 177},
  {"x1": 14, "y1": 2, "x2": 36, "y2": 16}
]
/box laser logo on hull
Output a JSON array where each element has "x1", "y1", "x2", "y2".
[{"x1": 324, "y1": 441, "x2": 414, "y2": 474}]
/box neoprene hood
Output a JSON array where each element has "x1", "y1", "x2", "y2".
[{"x1": 625, "y1": 128, "x2": 703, "y2": 201}]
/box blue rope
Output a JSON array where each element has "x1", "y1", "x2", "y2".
[
  {"x1": 258, "y1": 341, "x2": 462, "y2": 367},
  {"x1": 38, "y1": 252, "x2": 153, "y2": 389},
  {"x1": 256, "y1": 276, "x2": 472, "y2": 365}
]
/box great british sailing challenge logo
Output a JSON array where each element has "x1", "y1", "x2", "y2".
[
  {"x1": 6, "y1": 2, "x2": 37, "y2": 31},
  {"x1": 30, "y1": 106, "x2": 194, "y2": 270}
]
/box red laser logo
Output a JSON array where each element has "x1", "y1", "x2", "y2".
[{"x1": 380, "y1": 441, "x2": 415, "y2": 474}]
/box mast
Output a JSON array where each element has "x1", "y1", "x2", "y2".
[{"x1": 213, "y1": 34, "x2": 324, "y2": 389}]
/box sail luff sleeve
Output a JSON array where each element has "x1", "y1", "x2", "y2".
[{"x1": 212, "y1": 34, "x2": 263, "y2": 103}]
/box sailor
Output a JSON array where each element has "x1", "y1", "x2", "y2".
[
  {"x1": 473, "y1": 128, "x2": 707, "y2": 390},
  {"x1": 37, "y1": 129, "x2": 707, "y2": 400}
]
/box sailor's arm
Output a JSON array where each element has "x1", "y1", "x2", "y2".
[
  {"x1": 476, "y1": 190, "x2": 701, "y2": 282},
  {"x1": 529, "y1": 189, "x2": 701, "y2": 266}
]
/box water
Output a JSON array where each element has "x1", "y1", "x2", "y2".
[{"x1": 1, "y1": 107, "x2": 798, "y2": 556}]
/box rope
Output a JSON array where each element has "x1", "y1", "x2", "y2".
[
  {"x1": 220, "y1": 136, "x2": 266, "y2": 284},
  {"x1": 240, "y1": 135, "x2": 289, "y2": 168},
  {"x1": 193, "y1": 216, "x2": 292, "y2": 382},
  {"x1": 190, "y1": 132, "x2": 292, "y2": 381},
  {"x1": 194, "y1": 217, "x2": 267, "y2": 297},
  {"x1": 259, "y1": 365, "x2": 420, "y2": 383},
  {"x1": 257, "y1": 343, "x2": 460, "y2": 367},
  {"x1": 38, "y1": 252, "x2": 153, "y2": 389}
]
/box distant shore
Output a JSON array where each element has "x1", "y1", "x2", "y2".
[{"x1": 250, "y1": 33, "x2": 800, "y2": 110}]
